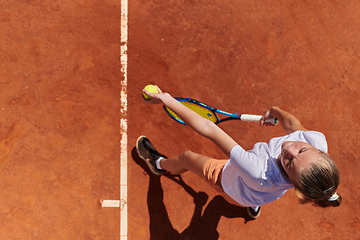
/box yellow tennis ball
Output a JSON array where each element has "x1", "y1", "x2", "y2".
[{"x1": 142, "y1": 85, "x2": 159, "y2": 100}]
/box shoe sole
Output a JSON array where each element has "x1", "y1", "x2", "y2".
[
  {"x1": 246, "y1": 207, "x2": 261, "y2": 220},
  {"x1": 136, "y1": 135, "x2": 164, "y2": 176}
]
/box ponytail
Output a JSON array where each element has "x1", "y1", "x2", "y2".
[{"x1": 297, "y1": 191, "x2": 342, "y2": 207}]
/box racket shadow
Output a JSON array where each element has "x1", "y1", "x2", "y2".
[{"x1": 131, "y1": 147, "x2": 253, "y2": 240}]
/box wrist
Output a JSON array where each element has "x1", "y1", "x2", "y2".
[
  {"x1": 269, "y1": 106, "x2": 281, "y2": 117},
  {"x1": 159, "y1": 93, "x2": 172, "y2": 104}
]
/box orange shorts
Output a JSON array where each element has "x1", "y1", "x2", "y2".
[
  {"x1": 202, "y1": 159, "x2": 245, "y2": 207},
  {"x1": 202, "y1": 159, "x2": 228, "y2": 191}
]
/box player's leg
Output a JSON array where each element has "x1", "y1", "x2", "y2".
[
  {"x1": 136, "y1": 136, "x2": 211, "y2": 176},
  {"x1": 160, "y1": 150, "x2": 212, "y2": 176}
]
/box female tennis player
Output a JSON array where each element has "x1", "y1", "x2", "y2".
[{"x1": 136, "y1": 86, "x2": 341, "y2": 219}]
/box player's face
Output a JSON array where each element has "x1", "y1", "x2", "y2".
[{"x1": 280, "y1": 141, "x2": 322, "y2": 183}]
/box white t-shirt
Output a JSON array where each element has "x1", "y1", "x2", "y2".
[{"x1": 221, "y1": 131, "x2": 328, "y2": 207}]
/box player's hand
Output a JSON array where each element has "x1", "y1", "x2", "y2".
[
  {"x1": 260, "y1": 109, "x2": 275, "y2": 126},
  {"x1": 142, "y1": 85, "x2": 168, "y2": 104}
]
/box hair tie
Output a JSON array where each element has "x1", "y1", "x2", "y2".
[
  {"x1": 327, "y1": 192, "x2": 339, "y2": 201},
  {"x1": 322, "y1": 187, "x2": 333, "y2": 195}
]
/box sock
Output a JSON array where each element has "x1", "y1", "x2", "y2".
[
  {"x1": 251, "y1": 206, "x2": 260, "y2": 212},
  {"x1": 155, "y1": 157, "x2": 164, "y2": 170}
]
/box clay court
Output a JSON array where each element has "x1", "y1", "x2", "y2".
[{"x1": 0, "y1": 0, "x2": 359, "y2": 239}]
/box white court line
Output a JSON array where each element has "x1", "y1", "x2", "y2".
[
  {"x1": 120, "y1": 0, "x2": 128, "y2": 239},
  {"x1": 101, "y1": 200, "x2": 120, "y2": 208}
]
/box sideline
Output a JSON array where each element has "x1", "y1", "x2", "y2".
[{"x1": 120, "y1": 0, "x2": 128, "y2": 239}]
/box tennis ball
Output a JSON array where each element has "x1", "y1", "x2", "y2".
[{"x1": 142, "y1": 85, "x2": 159, "y2": 100}]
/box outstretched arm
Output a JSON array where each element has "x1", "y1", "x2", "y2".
[
  {"x1": 144, "y1": 86, "x2": 237, "y2": 157},
  {"x1": 261, "y1": 106, "x2": 307, "y2": 134}
]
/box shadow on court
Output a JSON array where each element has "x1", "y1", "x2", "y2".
[{"x1": 131, "y1": 147, "x2": 253, "y2": 240}]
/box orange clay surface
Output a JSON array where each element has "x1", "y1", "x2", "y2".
[
  {"x1": 1, "y1": 0, "x2": 120, "y2": 239},
  {"x1": 0, "y1": 0, "x2": 359, "y2": 239},
  {"x1": 128, "y1": 1, "x2": 359, "y2": 240}
]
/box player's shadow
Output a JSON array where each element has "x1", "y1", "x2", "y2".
[{"x1": 131, "y1": 147, "x2": 252, "y2": 240}]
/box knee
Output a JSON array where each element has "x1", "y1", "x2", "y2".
[{"x1": 179, "y1": 150, "x2": 194, "y2": 164}]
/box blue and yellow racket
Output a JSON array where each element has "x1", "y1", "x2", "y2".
[{"x1": 164, "y1": 97, "x2": 277, "y2": 125}]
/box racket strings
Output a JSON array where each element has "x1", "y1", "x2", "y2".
[{"x1": 167, "y1": 102, "x2": 218, "y2": 123}]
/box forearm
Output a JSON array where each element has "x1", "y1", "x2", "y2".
[
  {"x1": 269, "y1": 106, "x2": 306, "y2": 134},
  {"x1": 160, "y1": 93, "x2": 214, "y2": 137}
]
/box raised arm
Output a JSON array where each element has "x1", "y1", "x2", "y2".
[
  {"x1": 261, "y1": 106, "x2": 307, "y2": 134},
  {"x1": 144, "y1": 86, "x2": 238, "y2": 157}
]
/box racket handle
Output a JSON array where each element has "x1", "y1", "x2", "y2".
[{"x1": 240, "y1": 114, "x2": 278, "y2": 125}]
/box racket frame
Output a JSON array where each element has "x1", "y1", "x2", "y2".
[{"x1": 164, "y1": 97, "x2": 278, "y2": 125}]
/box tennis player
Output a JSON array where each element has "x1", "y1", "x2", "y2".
[{"x1": 136, "y1": 86, "x2": 341, "y2": 219}]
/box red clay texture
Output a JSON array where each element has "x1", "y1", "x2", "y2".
[
  {"x1": 128, "y1": 0, "x2": 359, "y2": 240},
  {"x1": 1, "y1": 0, "x2": 120, "y2": 239}
]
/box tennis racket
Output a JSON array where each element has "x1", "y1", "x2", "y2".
[{"x1": 164, "y1": 97, "x2": 278, "y2": 125}]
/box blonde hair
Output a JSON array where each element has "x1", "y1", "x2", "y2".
[{"x1": 294, "y1": 152, "x2": 341, "y2": 208}]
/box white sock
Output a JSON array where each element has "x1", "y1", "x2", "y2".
[
  {"x1": 155, "y1": 157, "x2": 164, "y2": 170},
  {"x1": 251, "y1": 206, "x2": 260, "y2": 212}
]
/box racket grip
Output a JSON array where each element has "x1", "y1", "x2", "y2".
[{"x1": 240, "y1": 114, "x2": 278, "y2": 125}]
